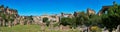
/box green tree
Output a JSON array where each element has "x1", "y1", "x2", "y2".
[
  {"x1": 102, "y1": 2, "x2": 120, "y2": 32},
  {"x1": 75, "y1": 11, "x2": 89, "y2": 26},
  {"x1": 88, "y1": 15, "x2": 103, "y2": 27},
  {"x1": 60, "y1": 17, "x2": 76, "y2": 27},
  {"x1": 60, "y1": 17, "x2": 71, "y2": 26}
]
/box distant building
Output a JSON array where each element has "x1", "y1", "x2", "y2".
[
  {"x1": 98, "y1": 1, "x2": 120, "y2": 16},
  {"x1": 87, "y1": 8, "x2": 95, "y2": 15},
  {"x1": 98, "y1": 6, "x2": 111, "y2": 16},
  {"x1": 61, "y1": 12, "x2": 73, "y2": 18}
]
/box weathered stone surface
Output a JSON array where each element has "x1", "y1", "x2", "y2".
[
  {"x1": 87, "y1": 8, "x2": 95, "y2": 15},
  {"x1": 32, "y1": 15, "x2": 59, "y2": 25},
  {"x1": 116, "y1": 25, "x2": 120, "y2": 32}
]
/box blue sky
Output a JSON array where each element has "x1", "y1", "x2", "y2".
[{"x1": 0, "y1": 0, "x2": 120, "y2": 16}]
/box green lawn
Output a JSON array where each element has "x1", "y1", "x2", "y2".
[
  {"x1": 0, "y1": 25, "x2": 82, "y2": 32},
  {"x1": 0, "y1": 25, "x2": 42, "y2": 32}
]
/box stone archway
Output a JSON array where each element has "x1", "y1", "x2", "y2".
[
  {"x1": 40, "y1": 15, "x2": 52, "y2": 23},
  {"x1": 40, "y1": 15, "x2": 59, "y2": 23}
]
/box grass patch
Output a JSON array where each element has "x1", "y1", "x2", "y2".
[
  {"x1": 0, "y1": 25, "x2": 41, "y2": 32},
  {"x1": 0, "y1": 25, "x2": 85, "y2": 32}
]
